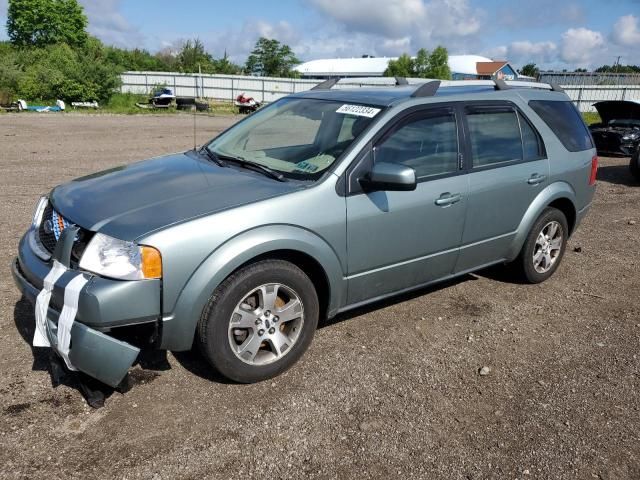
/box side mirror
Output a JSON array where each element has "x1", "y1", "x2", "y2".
[{"x1": 360, "y1": 161, "x2": 417, "y2": 192}]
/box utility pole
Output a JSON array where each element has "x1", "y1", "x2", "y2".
[{"x1": 614, "y1": 56, "x2": 621, "y2": 86}]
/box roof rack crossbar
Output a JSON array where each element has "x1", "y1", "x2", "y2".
[
  {"x1": 410, "y1": 80, "x2": 441, "y2": 98},
  {"x1": 494, "y1": 79, "x2": 511, "y2": 91},
  {"x1": 311, "y1": 78, "x2": 339, "y2": 91}
]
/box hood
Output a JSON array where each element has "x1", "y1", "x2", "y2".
[
  {"x1": 50, "y1": 151, "x2": 302, "y2": 240},
  {"x1": 593, "y1": 101, "x2": 640, "y2": 125}
]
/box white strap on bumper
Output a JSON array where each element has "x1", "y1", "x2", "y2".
[
  {"x1": 33, "y1": 260, "x2": 89, "y2": 371},
  {"x1": 33, "y1": 260, "x2": 66, "y2": 347},
  {"x1": 56, "y1": 274, "x2": 88, "y2": 371}
]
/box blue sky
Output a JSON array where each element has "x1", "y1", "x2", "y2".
[{"x1": 1, "y1": 0, "x2": 639, "y2": 69}]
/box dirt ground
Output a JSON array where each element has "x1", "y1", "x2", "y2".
[{"x1": 0, "y1": 114, "x2": 639, "y2": 480}]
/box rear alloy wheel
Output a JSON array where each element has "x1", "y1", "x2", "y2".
[
  {"x1": 630, "y1": 148, "x2": 640, "y2": 182},
  {"x1": 198, "y1": 260, "x2": 319, "y2": 383},
  {"x1": 516, "y1": 207, "x2": 569, "y2": 284}
]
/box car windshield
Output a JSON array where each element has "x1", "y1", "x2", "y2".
[{"x1": 206, "y1": 97, "x2": 381, "y2": 180}]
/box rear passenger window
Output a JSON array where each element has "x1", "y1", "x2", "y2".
[
  {"x1": 466, "y1": 109, "x2": 522, "y2": 167},
  {"x1": 528, "y1": 100, "x2": 593, "y2": 152},
  {"x1": 375, "y1": 110, "x2": 459, "y2": 179}
]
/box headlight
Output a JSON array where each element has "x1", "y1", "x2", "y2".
[
  {"x1": 623, "y1": 133, "x2": 639, "y2": 141},
  {"x1": 31, "y1": 196, "x2": 48, "y2": 229},
  {"x1": 79, "y1": 233, "x2": 162, "y2": 280}
]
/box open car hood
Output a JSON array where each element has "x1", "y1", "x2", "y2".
[{"x1": 593, "y1": 100, "x2": 640, "y2": 125}]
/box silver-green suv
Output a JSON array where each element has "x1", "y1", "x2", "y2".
[{"x1": 12, "y1": 80, "x2": 597, "y2": 386}]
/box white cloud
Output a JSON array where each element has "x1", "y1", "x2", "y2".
[
  {"x1": 611, "y1": 15, "x2": 640, "y2": 47},
  {"x1": 79, "y1": 0, "x2": 145, "y2": 48},
  {"x1": 560, "y1": 27, "x2": 605, "y2": 67},
  {"x1": 308, "y1": 0, "x2": 485, "y2": 54},
  {"x1": 309, "y1": 0, "x2": 427, "y2": 38},
  {"x1": 508, "y1": 41, "x2": 558, "y2": 63}
]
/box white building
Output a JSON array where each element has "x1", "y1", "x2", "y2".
[{"x1": 294, "y1": 55, "x2": 520, "y2": 81}]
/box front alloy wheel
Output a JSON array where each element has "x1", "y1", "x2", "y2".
[
  {"x1": 198, "y1": 259, "x2": 319, "y2": 383},
  {"x1": 228, "y1": 283, "x2": 304, "y2": 366}
]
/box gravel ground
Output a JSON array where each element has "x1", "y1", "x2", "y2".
[{"x1": 1, "y1": 114, "x2": 639, "y2": 480}]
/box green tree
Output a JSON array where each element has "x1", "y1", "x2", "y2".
[
  {"x1": 177, "y1": 38, "x2": 215, "y2": 73},
  {"x1": 0, "y1": 42, "x2": 21, "y2": 96},
  {"x1": 16, "y1": 41, "x2": 120, "y2": 102},
  {"x1": 245, "y1": 37, "x2": 300, "y2": 77},
  {"x1": 7, "y1": 0, "x2": 88, "y2": 47},
  {"x1": 519, "y1": 63, "x2": 540, "y2": 78},
  {"x1": 595, "y1": 64, "x2": 640, "y2": 73},
  {"x1": 383, "y1": 46, "x2": 451, "y2": 80},
  {"x1": 213, "y1": 51, "x2": 241, "y2": 75},
  {"x1": 427, "y1": 46, "x2": 451, "y2": 79},
  {"x1": 384, "y1": 53, "x2": 414, "y2": 77}
]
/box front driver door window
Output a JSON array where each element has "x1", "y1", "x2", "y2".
[
  {"x1": 375, "y1": 111, "x2": 460, "y2": 179},
  {"x1": 345, "y1": 107, "x2": 469, "y2": 304}
]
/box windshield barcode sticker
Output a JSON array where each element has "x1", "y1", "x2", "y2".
[{"x1": 336, "y1": 104, "x2": 381, "y2": 118}]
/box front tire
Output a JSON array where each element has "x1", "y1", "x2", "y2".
[
  {"x1": 630, "y1": 148, "x2": 640, "y2": 182},
  {"x1": 515, "y1": 207, "x2": 569, "y2": 284},
  {"x1": 197, "y1": 259, "x2": 319, "y2": 383}
]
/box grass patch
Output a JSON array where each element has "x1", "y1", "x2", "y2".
[{"x1": 582, "y1": 112, "x2": 601, "y2": 125}]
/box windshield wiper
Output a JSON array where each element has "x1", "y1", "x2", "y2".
[
  {"x1": 200, "y1": 147, "x2": 228, "y2": 167},
  {"x1": 216, "y1": 153, "x2": 287, "y2": 182}
]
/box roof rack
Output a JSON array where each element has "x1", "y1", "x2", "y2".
[
  {"x1": 410, "y1": 80, "x2": 441, "y2": 98},
  {"x1": 308, "y1": 77, "x2": 560, "y2": 95},
  {"x1": 310, "y1": 78, "x2": 340, "y2": 90},
  {"x1": 494, "y1": 79, "x2": 511, "y2": 90}
]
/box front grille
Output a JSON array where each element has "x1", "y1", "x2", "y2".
[{"x1": 37, "y1": 202, "x2": 93, "y2": 262}]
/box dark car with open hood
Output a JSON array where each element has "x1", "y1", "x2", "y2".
[{"x1": 589, "y1": 100, "x2": 640, "y2": 158}]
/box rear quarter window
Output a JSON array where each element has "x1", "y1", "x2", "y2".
[{"x1": 528, "y1": 100, "x2": 593, "y2": 152}]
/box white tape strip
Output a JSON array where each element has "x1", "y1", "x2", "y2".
[
  {"x1": 56, "y1": 274, "x2": 89, "y2": 371},
  {"x1": 33, "y1": 260, "x2": 66, "y2": 347}
]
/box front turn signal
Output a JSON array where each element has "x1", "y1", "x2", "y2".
[{"x1": 141, "y1": 246, "x2": 162, "y2": 279}]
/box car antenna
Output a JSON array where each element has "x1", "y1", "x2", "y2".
[
  {"x1": 193, "y1": 97, "x2": 197, "y2": 151},
  {"x1": 193, "y1": 67, "x2": 199, "y2": 151}
]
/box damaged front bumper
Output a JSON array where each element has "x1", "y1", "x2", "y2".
[{"x1": 12, "y1": 230, "x2": 162, "y2": 387}]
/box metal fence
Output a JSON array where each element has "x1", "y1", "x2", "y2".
[
  {"x1": 120, "y1": 71, "x2": 321, "y2": 103},
  {"x1": 563, "y1": 85, "x2": 640, "y2": 112},
  {"x1": 539, "y1": 72, "x2": 640, "y2": 86},
  {"x1": 120, "y1": 71, "x2": 640, "y2": 112}
]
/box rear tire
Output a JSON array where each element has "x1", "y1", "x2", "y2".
[
  {"x1": 630, "y1": 148, "x2": 640, "y2": 182},
  {"x1": 197, "y1": 260, "x2": 319, "y2": 383},
  {"x1": 515, "y1": 207, "x2": 569, "y2": 284}
]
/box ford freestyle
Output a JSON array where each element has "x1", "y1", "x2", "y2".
[{"x1": 12, "y1": 79, "x2": 597, "y2": 387}]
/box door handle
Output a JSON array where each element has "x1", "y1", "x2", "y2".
[
  {"x1": 435, "y1": 193, "x2": 462, "y2": 206},
  {"x1": 527, "y1": 173, "x2": 547, "y2": 185}
]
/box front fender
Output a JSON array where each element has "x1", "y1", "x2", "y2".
[
  {"x1": 160, "y1": 225, "x2": 346, "y2": 351},
  {"x1": 506, "y1": 181, "x2": 577, "y2": 261}
]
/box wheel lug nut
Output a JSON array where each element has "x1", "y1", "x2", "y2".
[
  {"x1": 258, "y1": 329, "x2": 265, "y2": 336},
  {"x1": 255, "y1": 319, "x2": 262, "y2": 325},
  {"x1": 268, "y1": 327, "x2": 275, "y2": 334},
  {"x1": 265, "y1": 310, "x2": 271, "y2": 316},
  {"x1": 274, "y1": 316, "x2": 279, "y2": 322}
]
